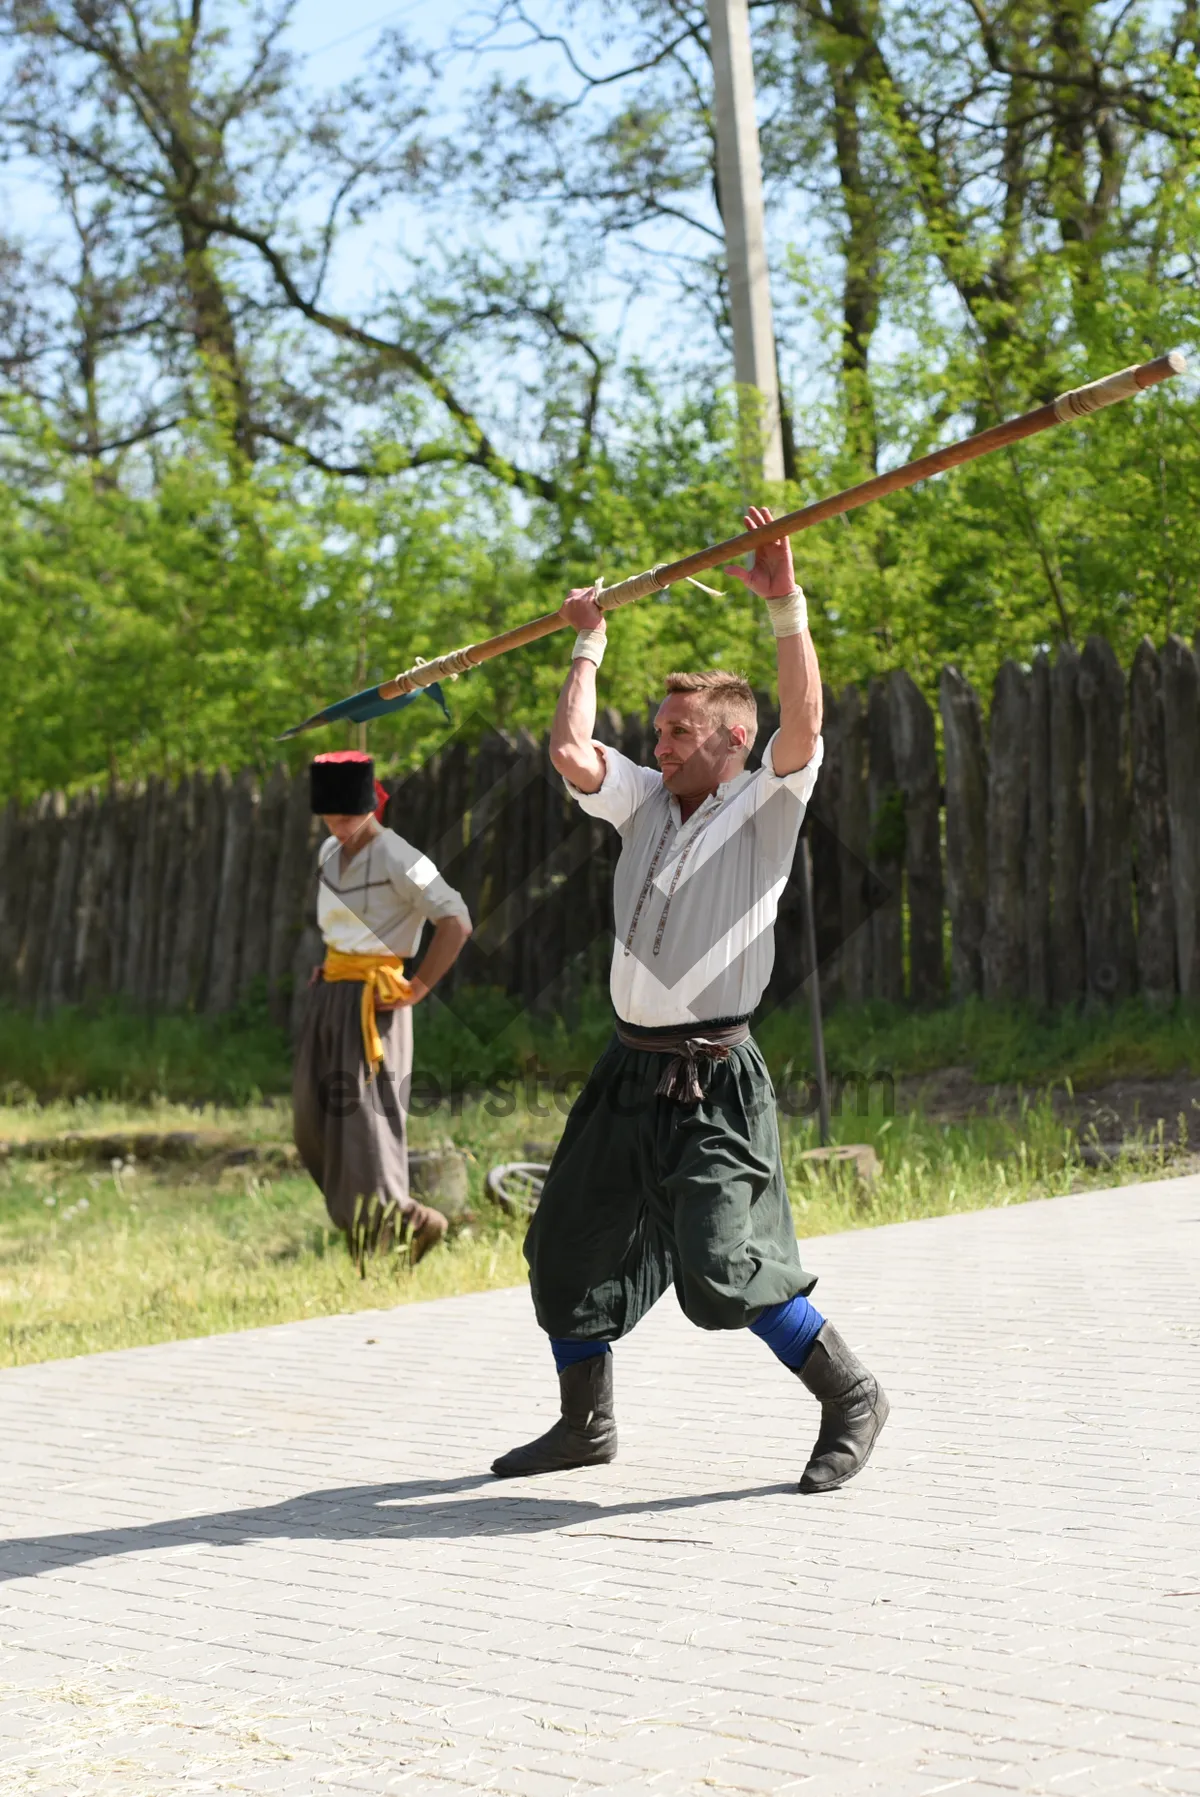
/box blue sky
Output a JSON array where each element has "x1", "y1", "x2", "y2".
[
  {"x1": 281, "y1": 0, "x2": 739, "y2": 367},
  {"x1": 0, "y1": 1, "x2": 825, "y2": 428}
]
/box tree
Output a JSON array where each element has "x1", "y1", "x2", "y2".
[
  {"x1": 453, "y1": 3, "x2": 1199, "y2": 414},
  {"x1": 450, "y1": 1, "x2": 1199, "y2": 648},
  {"x1": 0, "y1": 0, "x2": 606, "y2": 497},
  {"x1": 0, "y1": 0, "x2": 1197, "y2": 803}
]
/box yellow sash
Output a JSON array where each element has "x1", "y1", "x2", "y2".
[{"x1": 322, "y1": 950, "x2": 413, "y2": 1075}]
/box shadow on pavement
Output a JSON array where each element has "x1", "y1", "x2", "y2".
[{"x1": 0, "y1": 1473, "x2": 802, "y2": 1581}]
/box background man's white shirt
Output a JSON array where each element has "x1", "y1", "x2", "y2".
[{"x1": 317, "y1": 827, "x2": 469, "y2": 958}]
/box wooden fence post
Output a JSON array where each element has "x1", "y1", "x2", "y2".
[
  {"x1": 161, "y1": 775, "x2": 196, "y2": 1011},
  {"x1": 1079, "y1": 635, "x2": 1136, "y2": 1005},
  {"x1": 16, "y1": 794, "x2": 60, "y2": 1008},
  {"x1": 1026, "y1": 651, "x2": 1052, "y2": 1008},
  {"x1": 104, "y1": 786, "x2": 132, "y2": 1002},
  {"x1": 828, "y1": 685, "x2": 867, "y2": 1005},
  {"x1": 465, "y1": 728, "x2": 510, "y2": 987},
  {"x1": 3, "y1": 650, "x2": 1188, "y2": 1023},
  {"x1": 807, "y1": 682, "x2": 843, "y2": 1005},
  {"x1": 533, "y1": 730, "x2": 565, "y2": 1007},
  {"x1": 188, "y1": 770, "x2": 221, "y2": 1011},
  {"x1": 0, "y1": 798, "x2": 21, "y2": 1002},
  {"x1": 206, "y1": 769, "x2": 258, "y2": 1013},
  {"x1": 1161, "y1": 633, "x2": 1200, "y2": 999},
  {"x1": 867, "y1": 677, "x2": 904, "y2": 1002},
  {"x1": 938, "y1": 666, "x2": 987, "y2": 1000},
  {"x1": 519, "y1": 730, "x2": 552, "y2": 1006},
  {"x1": 67, "y1": 791, "x2": 101, "y2": 1004},
  {"x1": 888, "y1": 669, "x2": 944, "y2": 1006},
  {"x1": 1049, "y1": 644, "x2": 1086, "y2": 1007},
  {"x1": 118, "y1": 782, "x2": 151, "y2": 1000},
  {"x1": 141, "y1": 777, "x2": 176, "y2": 1008},
  {"x1": 40, "y1": 791, "x2": 89, "y2": 1012},
  {"x1": 289, "y1": 906, "x2": 324, "y2": 1038},
  {"x1": 268, "y1": 771, "x2": 318, "y2": 1025},
  {"x1": 149, "y1": 777, "x2": 184, "y2": 1008},
  {"x1": 239, "y1": 764, "x2": 287, "y2": 1002},
  {"x1": 78, "y1": 790, "x2": 117, "y2": 1000},
  {"x1": 179, "y1": 771, "x2": 220, "y2": 1010},
  {"x1": 1129, "y1": 637, "x2": 1176, "y2": 1007},
  {"x1": 136, "y1": 778, "x2": 171, "y2": 1005},
  {"x1": 982, "y1": 661, "x2": 1029, "y2": 1001}
]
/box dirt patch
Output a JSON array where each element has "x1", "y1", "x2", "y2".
[
  {"x1": 0, "y1": 1129, "x2": 299, "y2": 1170},
  {"x1": 899, "y1": 1066, "x2": 1200, "y2": 1147}
]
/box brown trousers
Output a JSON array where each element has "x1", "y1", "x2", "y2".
[{"x1": 292, "y1": 978, "x2": 414, "y2": 1233}]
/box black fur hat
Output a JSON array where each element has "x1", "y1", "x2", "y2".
[{"x1": 309, "y1": 751, "x2": 376, "y2": 816}]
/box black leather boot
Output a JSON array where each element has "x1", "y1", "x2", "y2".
[
  {"x1": 491, "y1": 1354, "x2": 617, "y2": 1478},
  {"x1": 795, "y1": 1322, "x2": 889, "y2": 1494}
]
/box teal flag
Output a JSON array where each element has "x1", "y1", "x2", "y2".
[{"x1": 277, "y1": 680, "x2": 450, "y2": 740}]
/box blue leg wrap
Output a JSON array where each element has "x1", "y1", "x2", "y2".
[
  {"x1": 550, "y1": 1338, "x2": 611, "y2": 1373},
  {"x1": 749, "y1": 1294, "x2": 825, "y2": 1369}
]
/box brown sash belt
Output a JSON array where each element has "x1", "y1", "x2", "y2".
[{"x1": 615, "y1": 1017, "x2": 751, "y2": 1106}]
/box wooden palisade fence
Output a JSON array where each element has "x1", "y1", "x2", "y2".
[{"x1": 1, "y1": 632, "x2": 1199, "y2": 1030}]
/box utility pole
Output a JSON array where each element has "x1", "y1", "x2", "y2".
[{"x1": 707, "y1": 0, "x2": 784, "y2": 483}]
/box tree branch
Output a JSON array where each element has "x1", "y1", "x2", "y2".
[
  {"x1": 194, "y1": 206, "x2": 565, "y2": 498},
  {"x1": 255, "y1": 421, "x2": 558, "y2": 495}
]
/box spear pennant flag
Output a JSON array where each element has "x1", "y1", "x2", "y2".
[
  {"x1": 276, "y1": 670, "x2": 451, "y2": 739},
  {"x1": 278, "y1": 352, "x2": 1187, "y2": 741}
]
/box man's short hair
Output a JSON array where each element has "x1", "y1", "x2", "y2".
[{"x1": 664, "y1": 670, "x2": 758, "y2": 752}]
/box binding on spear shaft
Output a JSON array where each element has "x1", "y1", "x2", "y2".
[{"x1": 278, "y1": 352, "x2": 1187, "y2": 741}]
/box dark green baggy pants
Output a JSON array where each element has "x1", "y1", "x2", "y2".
[{"x1": 525, "y1": 1030, "x2": 815, "y2": 1342}]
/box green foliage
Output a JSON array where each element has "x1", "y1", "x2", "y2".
[
  {"x1": 813, "y1": 995, "x2": 1200, "y2": 1087},
  {"x1": 0, "y1": 1000, "x2": 291, "y2": 1106},
  {"x1": 1, "y1": 3, "x2": 1199, "y2": 797},
  {"x1": 4, "y1": 319, "x2": 1198, "y2": 803},
  {"x1": 781, "y1": 1094, "x2": 1182, "y2": 1238},
  {"x1": 0, "y1": 442, "x2": 533, "y2": 795},
  {"x1": 868, "y1": 786, "x2": 907, "y2": 864},
  {"x1": 2, "y1": 991, "x2": 1198, "y2": 1110}
]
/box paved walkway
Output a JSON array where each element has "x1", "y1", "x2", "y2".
[{"x1": 1, "y1": 1177, "x2": 1199, "y2": 1797}]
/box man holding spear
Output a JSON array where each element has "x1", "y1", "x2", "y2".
[
  {"x1": 491, "y1": 507, "x2": 890, "y2": 1492},
  {"x1": 277, "y1": 350, "x2": 1184, "y2": 1485}
]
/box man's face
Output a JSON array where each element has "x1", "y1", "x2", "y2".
[
  {"x1": 653, "y1": 691, "x2": 745, "y2": 798},
  {"x1": 322, "y1": 812, "x2": 374, "y2": 845}
]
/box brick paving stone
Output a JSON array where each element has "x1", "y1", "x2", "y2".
[{"x1": 1, "y1": 1174, "x2": 1198, "y2": 1795}]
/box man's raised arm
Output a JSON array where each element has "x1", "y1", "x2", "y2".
[
  {"x1": 548, "y1": 586, "x2": 609, "y2": 794},
  {"x1": 726, "y1": 505, "x2": 822, "y2": 776}
]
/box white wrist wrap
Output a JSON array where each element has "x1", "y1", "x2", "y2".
[
  {"x1": 572, "y1": 628, "x2": 607, "y2": 667},
  {"x1": 764, "y1": 586, "x2": 809, "y2": 638}
]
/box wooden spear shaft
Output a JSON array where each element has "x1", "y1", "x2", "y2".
[{"x1": 368, "y1": 352, "x2": 1185, "y2": 702}]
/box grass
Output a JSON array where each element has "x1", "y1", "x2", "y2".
[
  {"x1": 1, "y1": 988, "x2": 1194, "y2": 1369},
  {"x1": 2, "y1": 989, "x2": 1198, "y2": 1109},
  {"x1": 0, "y1": 1084, "x2": 1185, "y2": 1369},
  {"x1": 0, "y1": 1090, "x2": 541, "y2": 1367},
  {"x1": 795, "y1": 993, "x2": 1200, "y2": 1087},
  {"x1": 782, "y1": 1096, "x2": 1184, "y2": 1231},
  {"x1": 0, "y1": 998, "x2": 292, "y2": 1107},
  {"x1": 0, "y1": 1155, "x2": 531, "y2": 1367}
]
